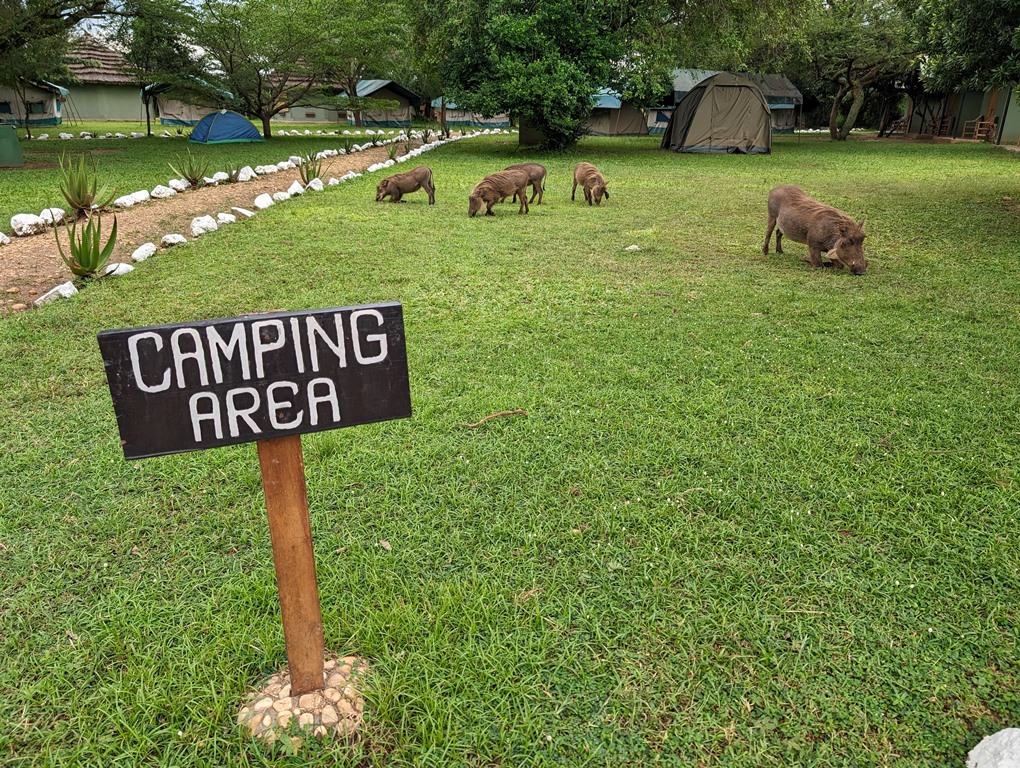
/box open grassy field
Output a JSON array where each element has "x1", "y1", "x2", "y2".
[{"x1": 1, "y1": 133, "x2": 1019, "y2": 766}]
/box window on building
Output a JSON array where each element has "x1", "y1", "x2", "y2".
[
  {"x1": 0, "y1": 102, "x2": 11, "y2": 114},
  {"x1": 27, "y1": 101, "x2": 45, "y2": 114}
]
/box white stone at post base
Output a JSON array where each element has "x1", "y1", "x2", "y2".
[
  {"x1": 237, "y1": 166, "x2": 257, "y2": 182},
  {"x1": 287, "y1": 181, "x2": 305, "y2": 196},
  {"x1": 103, "y1": 263, "x2": 135, "y2": 276},
  {"x1": 161, "y1": 234, "x2": 188, "y2": 247},
  {"x1": 39, "y1": 208, "x2": 65, "y2": 226},
  {"x1": 34, "y1": 281, "x2": 78, "y2": 307},
  {"x1": 216, "y1": 213, "x2": 237, "y2": 225},
  {"x1": 254, "y1": 194, "x2": 275, "y2": 210},
  {"x1": 969, "y1": 729, "x2": 1020, "y2": 768},
  {"x1": 231, "y1": 207, "x2": 256, "y2": 219},
  {"x1": 151, "y1": 185, "x2": 176, "y2": 199},
  {"x1": 272, "y1": 191, "x2": 291, "y2": 202},
  {"x1": 191, "y1": 215, "x2": 218, "y2": 236},
  {"x1": 11, "y1": 214, "x2": 48, "y2": 236},
  {"x1": 131, "y1": 243, "x2": 157, "y2": 262},
  {"x1": 168, "y1": 178, "x2": 190, "y2": 192},
  {"x1": 306, "y1": 178, "x2": 324, "y2": 192}
]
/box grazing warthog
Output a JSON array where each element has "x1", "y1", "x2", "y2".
[
  {"x1": 763, "y1": 185, "x2": 868, "y2": 275},
  {"x1": 504, "y1": 162, "x2": 547, "y2": 204},
  {"x1": 468, "y1": 169, "x2": 530, "y2": 217},
  {"x1": 375, "y1": 166, "x2": 435, "y2": 204},
  {"x1": 572, "y1": 162, "x2": 609, "y2": 206}
]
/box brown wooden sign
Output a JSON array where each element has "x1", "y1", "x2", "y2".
[{"x1": 98, "y1": 303, "x2": 411, "y2": 460}]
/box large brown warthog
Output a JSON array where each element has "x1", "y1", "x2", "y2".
[
  {"x1": 468, "y1": 169, "x2": 530, "y2": 217},
  {"x1": 375, "y1": 166, "x2": 436, "y2": 204},
  {"x1": 504, "y1": 162, "x2": 547, "y2": 204},
  {"x1": 572, "y1": 162, "x2": 609, "y2": 206},
  {"x1": 763, "y1": 185, "x2": 868, "y2": 275}
]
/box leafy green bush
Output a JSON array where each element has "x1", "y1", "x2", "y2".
[
  {"x1": 58, "y1": 154, "x2": 117, "y2": 219},
  {"x1": 54, "y1": 212, "x2": 118, "y2": 278},
  {"x1": 168, "y1": 149, "x2": 210, "y2": 187}
]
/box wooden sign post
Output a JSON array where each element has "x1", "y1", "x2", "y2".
[{"x1": 98, "y1": 304, "x2": 411, "y2": 695}]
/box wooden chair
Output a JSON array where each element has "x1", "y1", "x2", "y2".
[
  {"x1": 884, "y1": 117, "x2": 908, "y2": 136},
  {"x1": 963, "y1": 116, "x2": 998, "y2": 141}
]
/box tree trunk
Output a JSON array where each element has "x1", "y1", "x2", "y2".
[
  {"x1": 828, "y1": 84, "x2": 850, "y2": 140},
  {"x1": 838, "y1": 83, "x2": 866, "y2": 141},
  {"x1": 144, "y1": 97, "x2": 152, "y2": 137},
  {"x1": 261, "y1": 111, "x2": 273, "y2": 139}
]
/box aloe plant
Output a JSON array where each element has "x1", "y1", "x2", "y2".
[
  {"x1": 298, "y1": 154, "x2": 324, "y2": 185},
  {"x1": 386, "y1": 144, "x2": 399, "y2": 161},
  {"x1": 54, "y1": 212, "x2": 118, "y2": 278},
  {"x1": 339, "y1": 137, "x2": 354, "y2": 154},
  {"x1": 168, "y1": 149, "x2": 210, "y2": 187},
  {"x1": 58, "y1": 153, "x2": 117, "y2": 219}
]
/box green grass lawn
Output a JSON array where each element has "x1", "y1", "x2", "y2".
[{"x1": 1, "y1": 133, "x2": 1019, "y2": 766}]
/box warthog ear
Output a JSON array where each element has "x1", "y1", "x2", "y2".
[{"x1": 858, "y1": 218, "x2": 867, "y2": 231}]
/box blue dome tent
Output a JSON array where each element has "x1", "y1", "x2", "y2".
[{"x1": 189, "y1": 110, "x2": 264, "y2": 144}]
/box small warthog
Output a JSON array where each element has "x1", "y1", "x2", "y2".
[
  {"x1": 763, "y1": 185, "x2": 868, "y2": 275},
  {"x1": 468, "y1": 169, "x2": 530, "y2": 217},
  {"x1": 504, "y1": 162, "x2": 547, "y2": 204},
  {"x1": 572, "y1": 162, "x2": 609, "y2": 206},
  {"x1": 375, "y1": 166, "x2": 435, "y2": 204}
]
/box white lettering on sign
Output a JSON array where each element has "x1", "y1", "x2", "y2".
[
  {"x1": 129, "y1": 331, "x2": 171, "y2": 393},
  {"x1": 351, "y1": 309, "x2": 388, "y2": 364}
]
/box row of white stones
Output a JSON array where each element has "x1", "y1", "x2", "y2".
[{"x1": 30, "y1": 129, "x2": 513, "y2": 308}]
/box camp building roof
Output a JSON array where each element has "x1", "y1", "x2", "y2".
[{"x1": 66, "y1": 36, "x2": 135, "y2": 86}]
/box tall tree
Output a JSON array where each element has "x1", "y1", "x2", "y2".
[
  {"x1": 0, "y1": 1, "x2": 111, "y2": 58},
  {"x1": 191, "y1": 0, "x2": 335, "y2": 138},
  {"x1": 792, "y1": 0, "x2": 915, "y2": 139},
  {"x1": 908, "y1": 0, "x2": 1020, "y2": 91}
]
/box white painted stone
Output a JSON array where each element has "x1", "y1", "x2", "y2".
[
  {"x1": 79, "y1": 131, "x2": 92, "y2": 138},
  {"x1": 276, "y1": 161, "x2": 294, "y2": 171},
  {"x1": 306, "y1": 178, "x2": 324, "y2": 192},
  {"x1": 34, "y1": 281, "x2": 78, "y2": 306},
  {"x1": 287, "y1": 181, "x2": 305, "y2": 196},
  {"x1": 969, "y1": 729, "x2": 1020, "y2": 768},
  {"x1": 231, "y1": 207, "x2": 256, "y2": 218},
  {"x1": 168, "y1": 178, "x2": 190, "y2": 192},
  {"x1": 396, "y1": 155, "x2": 409, "y2": 163},
  {"x1": 256, "y1": 165, "x2": 278, "y2": 174},
  {"x1": 202, "y1": 177, "x2": 218, "y2": 186},
  {"x1": 114, "y1": 195, "x2": 136, "y2": 208},
  {"x1": 191, "y1": 215, "x2": 218, "y2": 237},
  {"x1": 103, "y1": 262, "x2": 135, "y2": 276},
  {"x1": 254, "y1": 193, "x2": 275, "y2": 209},
  {"x1": 150, "y1": 185, "x2": 176, "y2": 199},
  {"x1": 0, "y1": 233, "x2": 10, "y2": 245},
  {"x1": 272, "y1": 191, "x2": 291, "y2": 202},
  {"x1": 211, "y1": 171, "x2": 229, "y2": 182},
  {"x1": 39, "y1": 208, "x2": 65, "y2": 226},
  {"x1": 130, "y1": 132, "x2": 145, "y2": 138},
  {"x1": 327, "y1": 178, "x2": 340, "y2": 186},
  {"x1": 161, "y1": 233, "x2": 188, "y2": 247},
  {"x1": 625, "y1": 244, "x2": 641, "y2": 251},
  {"x1": 367, "y1": 163, "x2": 383, "y2": 173},
  {"x1": 36, "y1": 134, "x2": 49, "y2": 140},
  {"x1": 216, "y1": 212, "x2": 237, "y2": 225},
  {"x1": 161, "y1": 131, "x2": 172, "y2": 138},
  {"x1": 131, "y1": 242, "x2": 157, "y2": 262},
  {"x1": 237, "y1": 166, "x2": 257, "y2": 182},
  {"x1": 59, "y1": 133, "x2": 73, "y2": 140},
  {"x1": 114, "y1": 132, "x2": 126, "y2": 138},
  {"x1": 343, "y1": 129, "x2": 351, "y2": 135},
  {"x1": 288, "y1": 155, "x2": 303, "y2": 165},
  {"x1": 11, "y1": 214, "x2": 48, "y2": 236},
  {"x1": 130, "y1": 190, "x2": 151, "y2": 204}
]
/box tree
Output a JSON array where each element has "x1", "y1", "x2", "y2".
[
  {"x1": 191, "y1": 0, "x2": 336, "y2": 138},
  {"x1": 791, "y1": 0, "x2": 915, "y2": 139},
  {"x1": 0, "y1": 1, "x2": 111, "y2": 58},
  {"x1": 318, "y1": 0, "x2": 407, "y2": 127},
  {"x1": 0, "y1": 30, "x2": 70, "y2": 139},
  {"x1": 908, "y1": 0, "x2": 1020, "y2": 91}
]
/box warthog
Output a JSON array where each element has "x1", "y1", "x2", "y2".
[
  {"x1": 468, "y1": 169, "x2": 530, "y2": 217},
  {"x1": 763, "y1": 185, "x2": 868, "y2": 275},
  {"x1": 375, "y1": 166, "x2": 435, "y2": 204},
  {"x1": 572, "y1": 162, "x2": 609, "y2": 206},
  {"x1": 504, "y1": 162, "x2": 547, "y2": 204}
]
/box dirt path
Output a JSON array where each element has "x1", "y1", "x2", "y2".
[{"x1": 0, "y1": 145, "x2": 396, "y2": 316}]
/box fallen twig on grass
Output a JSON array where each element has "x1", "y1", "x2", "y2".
[{"x1": 464, "y1": 409, "x2": 528, "y2": 428}]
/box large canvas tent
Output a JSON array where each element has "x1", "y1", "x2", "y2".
[
  {"x1": 341, "y1": 80, "x2": 419, "y2": 127},
  {"x1": 661, "y1": 73, "x2": 771, "y2": 154},
  {"x1": 0, "y1": 81, "x2": 66, "y2": 127},
  {"x1": 431, "y1": 98, "x2": 510, "y2": 129},
  {"x1": 585, "y1": 90, "x2": 648, "y2": 136},
  {"x1": 189, "y1": 110, "x2": 263, "y2": 143}
]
